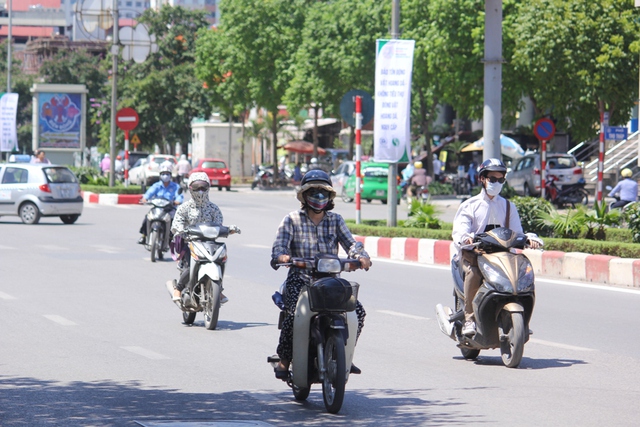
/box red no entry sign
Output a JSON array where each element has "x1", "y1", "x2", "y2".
[
  {"x1": 533, "y1": 118, "x2": 555, "y2": 141},
  {"x1": 116, "y1": 107, "x2": 139, "y2": 131}
]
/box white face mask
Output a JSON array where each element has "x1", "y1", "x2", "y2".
[{"x1": 485, "y1": 181, "x2": 503, "y2": 197}]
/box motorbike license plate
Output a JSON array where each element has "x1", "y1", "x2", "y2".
[
  {"x1": 375, "y1": 190, "x2": 385, "y2": 196},
  {"x1": 210, "y1": 180, "x2": 218, "y2": 185}
]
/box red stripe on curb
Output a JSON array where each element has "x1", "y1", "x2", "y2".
[
  {"x1": 377, "y1": 238, "x2": 392, "y2": 258},
  {"x1": 586, "y1": 255, "x2": 617, "y2": 284},
  {"x1": 542, "y1": 251, "x2": 564, "y2": 276},
  {"x1": 633, "y1": 260, "x2": 640, "y2": 288},
  {"x1": 89, "y1": 193, "x2": 99, "y2": 203},
  {"x1": 355, "y1": 235, "x2": 366, "y2": 245},
  {"x1": 118, "y1": 194, "x2": 143, "y2": 204},
  {"x1": 404, "y1": 238, "x2": 420, "y2": 262},
  {"x1": 434, "y1": 240, "x2": 451, "y2": 265}
]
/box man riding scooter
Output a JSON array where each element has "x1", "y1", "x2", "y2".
[
  {"x1": 137, "y1": 162, "x2": 183, "y2": 244},
  {"x1": 608, "y1": 168, "x2": 638, "y2": 210},
  {"x1": 452, "y1": 158, "x2": 540, "y2": 336}
]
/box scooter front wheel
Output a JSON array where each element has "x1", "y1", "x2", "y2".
[
  {"x1": 203, "y1": 279, "x2": 221, "y2": 330},
  {"x1": 183, "y1": 311, "x2": 196, "y2": 325},
  {"x1": 150, "y1": 230, "x2": 159, "y2": 263},
  {"x1": 499, "y1": 310, "x2": 525, "y2": 368},
  {"x1": 322, "y1": 330, "x2": 346, "y2": 414}
]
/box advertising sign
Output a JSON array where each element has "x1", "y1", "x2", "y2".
[
  {"x1": 0, "y1": 93, "x2": 19, "y2": 152},
  {"x1": 373, "y1": 39, "x2": 415, "y2": 163},
  {"x1": 38, "y1": 92, "x2": 82, "y2": 149},
  {"x1": 605, "y1": 126, "x2": 628, "y2": 141}
]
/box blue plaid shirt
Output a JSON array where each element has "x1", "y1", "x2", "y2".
[{"x1": 272, "y1": 209, "x2": 368, "y2": 276}]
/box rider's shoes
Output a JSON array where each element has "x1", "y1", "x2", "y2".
[
  {"x1": 137, "y1": 235, "x2": 146, "y2": 244},
  {"x1": 172, "y1": 289, "x2": 181, "y2": 301},
  {"x1": 350, "y1": 364, "x2": 361, "y2": 374},
  {"x1": 462, "y1": 321, "x2": 477, "y2": 336},
  {"x1": 220, "y1": 294, "x2": 229, "y2": 305}
]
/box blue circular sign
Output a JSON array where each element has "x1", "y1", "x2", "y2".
[{"x1": 534, "y1": 118, "x2": 556, "y2": 140}]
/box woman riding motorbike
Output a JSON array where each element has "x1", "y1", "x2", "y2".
[{"x1": 271, "y1": 170, "x2": 371, "y2": 379}]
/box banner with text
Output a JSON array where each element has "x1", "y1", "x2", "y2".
[
  {"x1": 0, "y1": 93, "x2": 19, "y2": 152},
  {"x1": 373, "y1": 39, "x2": 415, "y2": 163}
]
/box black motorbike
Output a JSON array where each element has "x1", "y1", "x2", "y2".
[
  {"x1": 545, "y1": 175, "x2": 589, "y2": 208},
  {"x1": 143, "y1": 198, "x2": 175, "y2": 262},
  {"x1": 251, "y1": 165, "x2": 293, "y2": 190}
]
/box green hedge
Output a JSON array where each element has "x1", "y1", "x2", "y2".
[
  {"x1": 81, "y1": 185, "x2": 143, "y2": 194},
  {"x1": 346, "y1": 221, "x2": 640, "y2": 258}
]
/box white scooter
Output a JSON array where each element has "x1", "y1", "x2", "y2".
[
  {"x1": 166, "y1": 223, "x2": 240, "y2": 330},
  {"x1": 267, "y1": 254, "x2": 365, "y2": 414}
]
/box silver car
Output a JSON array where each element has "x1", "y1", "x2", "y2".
[
  {"x1": 507, "y1": 153, "x2": 583, "y2": 196},
  {"x1": 0, "y1": 164, "x2": 83, "y2": 224}
]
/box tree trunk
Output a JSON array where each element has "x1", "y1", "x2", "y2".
[{"x1": 271, "y1": 111, "x2": 279, "y2": 180}]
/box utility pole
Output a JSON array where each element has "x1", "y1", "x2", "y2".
[
  {"x1": 387, "y1": 0, "x2": 400, "y2": 227},
  {"x1": 483, "y1": 0, "x2": 503, "y2": 160},
  {"x1": 7, "y1": 0, "x2": 11, "y2": 93},
  {"x1": 109, "y1": 0, "x2": 119, "y2": 187}
]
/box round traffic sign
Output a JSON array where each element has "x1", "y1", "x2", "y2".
[
  {"x1": 533, "y1": 118, "x2": 555, "y2": 140},
  {"x1": 116, "y1": 107, "x2": 139, "y2": 131},
  {"x1": 340, "y1": 90, "x2": 374, "y2": 127}
]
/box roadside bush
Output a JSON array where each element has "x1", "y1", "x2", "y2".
[
  {"x1": 511, "y1": 196, "x2": 553, "y2": 236},
  {"x1": 427, "y1": 182, "x2": 453, "y2": 195},
  {"x1": 402, "y1": 199, "x2": 442, "y2": 229},
  {"x1": 69, "y1": 166, "x2": 105, "y2": 185},
  {"x1": 626, "y1": 203, "x2": 640, "y2": 243},
  {"x1": 81, "y1": 184, "x2": 143, "y2": 194}
]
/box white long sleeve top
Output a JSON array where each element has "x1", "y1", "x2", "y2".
[{"x1": 451, "y1": 190, "x2": 523, "y2": 249}]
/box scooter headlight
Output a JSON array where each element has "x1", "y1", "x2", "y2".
[
  {"x1": 480, "y1": 260, "x2": 513, "y2": 293},
  {"x1": 317, "y1": 258, "x2": 341, "y2": 274},
  {"x1": 517, "y1": 260, "x2": 535, "y2": 292},
  {"x1": 189, "y1": 242, "x2": 212, "y2": 261}
]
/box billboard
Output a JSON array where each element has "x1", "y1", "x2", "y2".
[{"x1": 38, "y1": 92, "x2": 83, "y2": 149}]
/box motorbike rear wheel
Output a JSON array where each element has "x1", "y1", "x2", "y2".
[
  {"x1": 150, "y1": 230, "x2": 159, "y2": 263},
  {"x1": 341, "y1": 188, "x2": 353, "y2": 203},
  {"x1": 322, "y1": 330, "x2": 346, "y2": 414},
  {"x1": 203, "y1": 279, "x2": 221, "y2": 330},
  {"x1": 292, "y1": 384, "x2": 311, "y2": 401},
  {"x1": 156, "y1": 230, "x2": 164, "y2": 261},
  {"x1": 499, "y1": 310, "x2": 525, "y2": 368},
  {"x1": 460, "y1": 347, "x2": 480, "y2": 360},
  {"x1": 183, "y1": 311, "x2": 196, "y2": 325}
]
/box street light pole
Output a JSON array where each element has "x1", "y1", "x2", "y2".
[
  {"x1": 109, "y1": 0, "x2": 119, "y2": 187},
  {"x1": 7, "y1": 0, "x2": 11, "y2": 93},
  {"x1": 387, "y1": 0, "x2": 400, "y2": 227}
]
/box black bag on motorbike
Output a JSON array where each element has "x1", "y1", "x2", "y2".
[{"x1": 308, "y1": 277, "x2": 359, "y2": 312}]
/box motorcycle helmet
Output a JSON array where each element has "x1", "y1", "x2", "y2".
[
  {"x1": 414, "y1": 161, "x2": 423, "y2": 169},
  {"x1": 297, "y1": 170, "x2": 336, "y2": 210},
  {"x1": 478, "y1": 158, "x2": 507, "y2": 178},
  {"x1": 159, "y1": 161, "x2": 173, "y2": 174},
  {"x1": 622, "y1": 168, "x2": 633, "y2": 178}
]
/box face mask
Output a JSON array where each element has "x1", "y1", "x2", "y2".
[
  {"x1": 485, "y1": 181, "x2": 503, "y2": 197},
  {"x1": 306, "y1": 193, "x2": 329, "y2": 211},
  {"x1": 160, "y1": 174, "x2": 171, "y2": 183},
  {"x1": 196, "y1": 189, "x2": 207, "y2": 196}
]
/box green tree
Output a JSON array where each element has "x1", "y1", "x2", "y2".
[
  {"x1": 119, "y1": 5, "x2": 213, "y2": 153},
  {"x1": 216, "y1": 0, "x2": 307, "y2": 176},
  {"x1": 512, "y1": 0, "x2": 640, "y2": 141}
]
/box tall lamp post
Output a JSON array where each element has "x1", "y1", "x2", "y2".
[
  {"x1": 387, "y1": 0, "x2": 400, "y2": 227},
  {"x1": 108, "y1": 0, "x2": 119, "y2": 187}
]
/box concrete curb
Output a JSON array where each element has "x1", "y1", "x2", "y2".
[
  {"x1": 82, "y1": 191, "x2": 142, "y2": 205},
  {"x1": 354, "y1": 235, "x2": 640, "y2": 289}
]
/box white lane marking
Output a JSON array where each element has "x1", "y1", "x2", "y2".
[
  {"x1": 115, "y1": 205, "x2": 134, "y2": 209},
  {"x1": 91, "y1": 245, "x2": 122, "y2": 254},
  {"x1": 121, "y1": 346, "x2": 170, "y2": 360},
  {"x1": 372, "y1": 258, "x2": 640, "y2": 294},
  {"x1": 377, "y1": 310, "x2": 429, "y2": 320},
  {"x1": 36, "y1": 244, "x2": 69, "y2": 251},
  {"x1": 243, "y1": 244, "x2": 271, "y2": 249},
  {"x1": 43, "y1": 315, "x2": 77, "y2": 326},
  {"x1": 0, "y1": 291, "x2": 16, "y2": 300},
  {"x1": 529, "y1": 338, "x2": 596, "y2": 352},
  {"x1": 0, "y1": 245, "x2": 17, "y2": 250}
]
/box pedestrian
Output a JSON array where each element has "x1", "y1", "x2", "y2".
[
  {"x1": 433, "y1": 154, "x2": 442, "y2": 182},
  {"x1": 30, "y1": 149, "x2": 51, "y2": 164},
  {"x1": 468, "y1": 160, "x2": 478, "y2": 187},
  {"x1": 177, "y1": 154, "x2": 192, "y2": 182},
  {"x1": 100, "y1": 154, "x2": 111, "y2": 176}
]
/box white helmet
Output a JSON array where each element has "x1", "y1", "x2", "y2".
[
  {"x1": 310, "y1": 158, "x2": 318, "y2": 164},
  {"x1": 159, "y1": 161, "x2": 173, "y2": 174}
]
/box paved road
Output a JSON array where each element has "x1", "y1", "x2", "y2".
[{"x1": 0, "y1": 188, "x2": 639, "y2": 426}]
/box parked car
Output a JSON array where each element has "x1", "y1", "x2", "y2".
[
  {"x1": 0, "y1": 163, "x2": 83, "y2": 224},
  {"x1": 507, "y1": 153, "x2": 583, "y2": 197},
  {"x1": 117, "y1": 150, "x2": 149, "y2": 170},
  {"x1": 189, "y1": 158, "x2": 231, "y2": 191},
  {"x1": 137, "y1": 154, "x2": 178, "y2": 187},
  {"x1": 128, "y1": 158, "x2": 147, "y2": 186},
  {"x1": 330, "y1": 160, "x2": 355, "y2": 196},
  {"x1": 341, "y1": 161, "x2": 401, "y2": 204}
]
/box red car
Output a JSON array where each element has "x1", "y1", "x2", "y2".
[{"x1": 189, "y1": 158, "x2": 231, "y2": 191}]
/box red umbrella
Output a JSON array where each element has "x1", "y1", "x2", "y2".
[{"x1": 282, "y1": 140, "x2": 327, "y2": 155}]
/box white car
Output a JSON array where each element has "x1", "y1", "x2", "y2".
[{"x1": 135, "y1": 154, "x2": 177, "y2": 187}]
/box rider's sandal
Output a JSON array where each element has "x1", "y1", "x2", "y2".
[
  {"x1": 274, "y1": 367, "x2": 289, "y2": 380},
  {"x1": 350, "y1": 364, "x2": 361, "y2": 375},
  {"x1": 172, "y1": 289, "x2": 182, "y2": 301}
]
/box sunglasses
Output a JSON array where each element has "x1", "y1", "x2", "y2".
[
  {"x1": 484, "y1": 176, "x2": 506, "y2": 184},
  {"x1": 308, "y1": 189, "x2": 330, "y2": 198},
  {"x1": 190, "y1": 182, "x2": 210, "y2": 192}
]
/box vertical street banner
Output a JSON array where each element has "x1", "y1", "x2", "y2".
[
  {"x1": 373, "y1": 39, "x2": 415, "y2": 163},
  {"x1": 0, "y1": 93, "x2": 19, "y2": 152}
]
